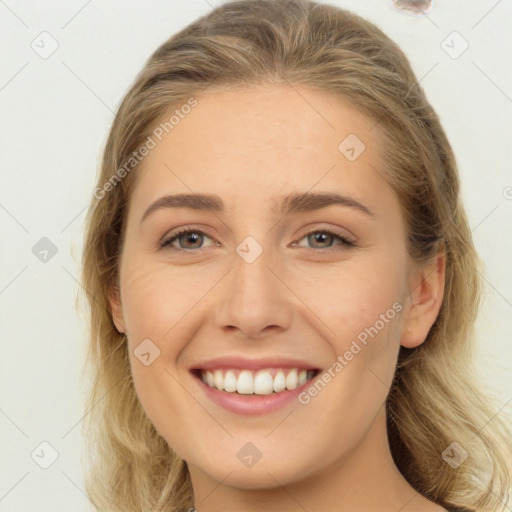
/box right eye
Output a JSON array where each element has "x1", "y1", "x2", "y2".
[{"x1": 160, "y1": 228, "x2": 216, "y2": 253}]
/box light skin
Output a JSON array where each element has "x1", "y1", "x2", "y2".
[{"x1": 109, "y1": 84, "x2": 446, "y2": 512}]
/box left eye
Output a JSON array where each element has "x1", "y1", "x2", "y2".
[
  {"x1": 160, "y1": 228, "x2": 354, "y2": 252},
  {"x1": 293, "y1": 229, "x2": 355, "y2": 251}
]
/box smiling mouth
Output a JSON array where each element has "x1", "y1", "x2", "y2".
[{"x1": 193, "y1": 368, "x2": 320, "y2": 395}]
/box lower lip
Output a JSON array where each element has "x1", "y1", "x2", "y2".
[{"x1": 192, "y1": 372, "x2": 315, "y2": 416}]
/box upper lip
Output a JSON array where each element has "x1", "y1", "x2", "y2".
[{"x1": 190, "y1": 356, "x2": 320, "y2": 372}]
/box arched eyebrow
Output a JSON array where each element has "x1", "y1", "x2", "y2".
[{"x1": 140, "y1": 191, "x2": 374, "y2": 224}]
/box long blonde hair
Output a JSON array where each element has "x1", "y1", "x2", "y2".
[{"x1": 79, "y1": 1, "x2": 512, "y2": 510}]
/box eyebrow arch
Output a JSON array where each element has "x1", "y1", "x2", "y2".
[{"x1": 140, "y1": 191, "x2": 374, "y2": 223}]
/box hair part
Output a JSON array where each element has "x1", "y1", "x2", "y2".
[{"x1": 80, "y1": 1, "x2": 511, "y2": 510}]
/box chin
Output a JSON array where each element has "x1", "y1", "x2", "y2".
[{"x1": 188, "y1": 449, "x2": 319, "y2": 491}]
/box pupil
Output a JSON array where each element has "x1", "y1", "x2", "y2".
[
  {"x1": 184, "y1": 233, "x2": 200, "y2": 248},
  {"x1": 311, "y1": 232, "x2": 331, "y2": 247}
]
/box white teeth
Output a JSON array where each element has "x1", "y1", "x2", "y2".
[
  {"x1": 285, "y1": 369, "x2": 298, "y2": 390},
  {"x1": 254, "y1": 371, "x2": 274, "y2": 395},
  {"x1": 214, "y1": 370, "x2": 223, "y2": 390},
  {"x1": 237, "y1": 370, "x2": 254, "y2": 394},
  {"x1": 200, "y1": 368, "x2": 316, "y2": 395},
  {"x1": 273, "y1": 370, "x2": 286, "y2": 392},
  {"x1": 224, "y1": 370, "x2": 237, "y2": 392}
]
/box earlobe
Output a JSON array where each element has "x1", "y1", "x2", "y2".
[
  {"x1": 401, "y1": 250, "x2": 446, "y2": 349},
  {"x1": 108, "y1": 287, "x2": 126, "y2": 334}
]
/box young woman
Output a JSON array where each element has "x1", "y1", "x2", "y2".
[{"x1": 80, "y1": 1, "x2": 511, "y2": 511}]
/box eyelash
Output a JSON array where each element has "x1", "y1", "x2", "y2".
[{"x1": 159, "y1": 227, "x2": 355, "y2": 254}]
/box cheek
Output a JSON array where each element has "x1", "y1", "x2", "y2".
[
  {"x1": 119, "y1": 260, "x2": 195, "y2": 448},
  {"x1": 119, "y1": 260, "x2": 187, "y2": 396},
  {"x1": 293, "y1": 260, "x2": 405, "y2": 452},
  {"x1": 118, "y1": 256, "x2": 224, "y2": 437},
  {"x1": 128, "y1": 357, "x2": 196, "y2": 458},
  {"x1": 120, "y1": 257, "x2": 203, "y2": 344},
  {"x1": 298, "y1": 250, "x2": 406, "y2": 345},
  {"x1": 293, "y1": 248, "x2": 407, "y2": 417}
]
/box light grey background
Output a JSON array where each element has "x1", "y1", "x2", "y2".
[{"x1": 1, "y1": 1, "x2": 511, "y2": 510}]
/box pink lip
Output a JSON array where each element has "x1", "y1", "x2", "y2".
[
  {"x1": 190, "y1": 356, "x2": 319, "y2": 372},
  {"x1": 193, "y1": 374, "x2": 315, "y2": 416}
]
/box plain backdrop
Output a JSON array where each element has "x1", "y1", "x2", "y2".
[{"x1": 1, "y1": 1, "x2": 511, "y2": 510}]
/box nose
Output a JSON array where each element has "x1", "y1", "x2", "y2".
[{"x1": 213, "y1": 243, "x2": 293, "y2": 340}]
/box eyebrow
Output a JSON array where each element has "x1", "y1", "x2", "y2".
[{"x1": 140, "y1": 191, "x2": 374, "y2": 223}]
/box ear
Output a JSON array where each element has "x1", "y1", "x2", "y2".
[
  {"x1": 108, "y1": 287, "x2": 126, "y2": 334},
  {"x1": 400, "y1": 250, "x2": 445, "y2": 349}
]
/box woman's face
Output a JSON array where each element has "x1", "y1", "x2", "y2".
[{"x1": 110, "y1": 85, "x2": 438, "y2": 494}]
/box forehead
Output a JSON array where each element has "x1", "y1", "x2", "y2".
[{"x1": 128, "y1": 85, "x2": 394, "y2": 218}]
